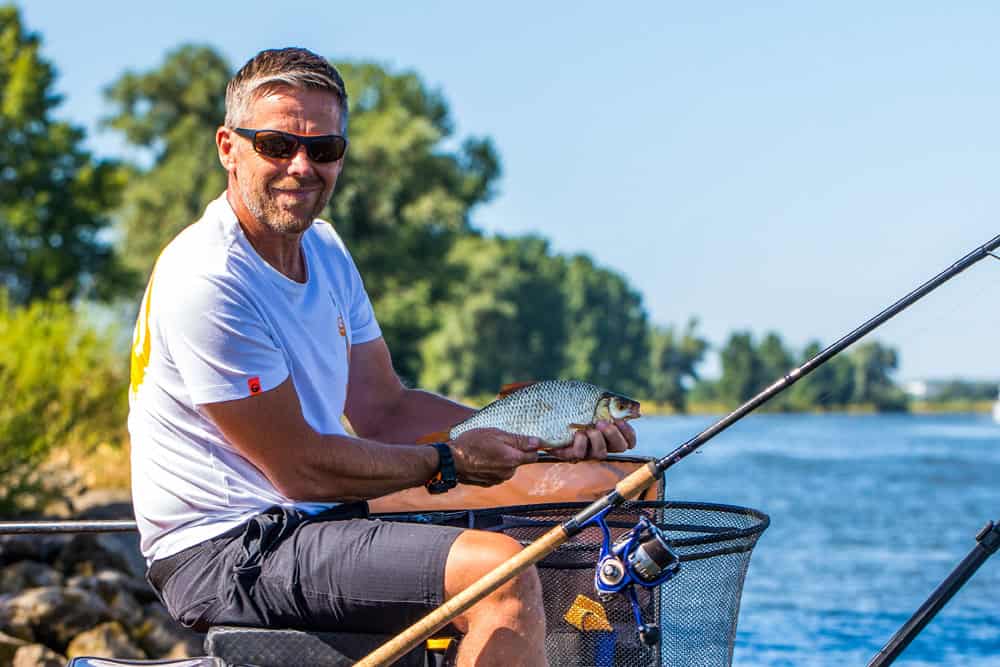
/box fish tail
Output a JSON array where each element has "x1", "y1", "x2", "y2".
[{"x1": 416, "y1": 430, "x2": 451, "y2": 445}]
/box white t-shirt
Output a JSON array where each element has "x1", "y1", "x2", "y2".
[{"x1": 128, "y1": 193, "x2": 382, "y2": 562}]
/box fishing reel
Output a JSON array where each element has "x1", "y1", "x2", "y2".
[{"x1": 589, "y1": 511, "x2": 681, "y2": 647}]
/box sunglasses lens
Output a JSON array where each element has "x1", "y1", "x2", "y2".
[
  {"x1": 253, "y1": 131, "x2": 298, "y2": 159},
  {"x1": 306, "y1": 136, "x2": 347, "y2": 163}
]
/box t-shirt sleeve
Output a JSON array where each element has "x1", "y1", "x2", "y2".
[
  {"x1": 160, "y1": 274, "x2": 289, "y2": 405},
  {"x1": 344, "y1": 249, "x2": 382, "y2": 345}
]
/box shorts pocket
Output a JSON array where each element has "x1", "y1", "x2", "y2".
[{"x1": 173, "y1": 594, "x2": 222, "y2": 631}]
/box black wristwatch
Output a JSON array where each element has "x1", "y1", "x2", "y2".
[{"x1": 425, "y1": 442, "x2": 458, "y2": 494}]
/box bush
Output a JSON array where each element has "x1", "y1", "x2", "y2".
[{"x1": 0, "y1": 294, "x2": 128, "y2": 515}]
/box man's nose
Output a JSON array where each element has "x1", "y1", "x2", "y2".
[{"x1": 286, "y1": 145, "x2": 315, "y2": 175}]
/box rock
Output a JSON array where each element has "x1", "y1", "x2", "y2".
[
  {"x1": 66, "y1": 621, "x2": 146, "y2": 660},
  {"x1": 72, "y1": 496, "x2": 147, "y2": 578},
  {"x1": 95, "y1": 532, "x2": 146, "y2": 579},
  {"x1": 0, "y1": 585, "x2": 111, "y2": 649},
  {"x1": 108, "y1": 588, "x2": 145, "y2": 629},
  {"x1": 0, "y1": 631, "x2": 28, "y2": 663},
  {"x1": 67, "y1": 569, "x2": 159, "y2": 605},
  {"x1": 54, "y1": 533, "x2": 133, "y2": 577},
  {"x1": 72, "y1": 490, "x2": 133, "y2": 517},
  {"x1": 134, "y1": 602, "x2": 203, "y2": 659},
  {"x1": 0, "y1": 593, "x2": 34, "y2": 642},
  {"x1": 12, "y1": 643, "x2": 65, "y2": 667},
  {"x1": 0, "y1": 561, "x2": 64, "y2": 595},
  {"x1": 0, "y1": 535, "x2": 69, "y2": 566}
]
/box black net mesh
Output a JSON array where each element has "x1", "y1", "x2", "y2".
[{"x1": 446, "y1": 501, "x2": 768, "y2": 667}]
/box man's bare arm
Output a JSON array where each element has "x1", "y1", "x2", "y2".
[
  {"x1": 344, "y1": 337, "x2": 475, "y2": 442},
  {"x1": 200, "y1": 354, "x2": 539, "y2": 502},
  {"x1": 200, "y1": 377, "x2": 441, "y2": 502}
]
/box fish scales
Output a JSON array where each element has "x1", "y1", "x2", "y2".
[{"x1": 450, "y1": 380, "x2": 607, "y2": 447}]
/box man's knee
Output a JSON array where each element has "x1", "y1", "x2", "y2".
[{"x1": 444, "y1": 530, "x2": 544, "y2": 621}]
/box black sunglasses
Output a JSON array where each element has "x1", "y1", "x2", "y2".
[{"x1": 233, "y1": 127, "x2": 348, "y2": 163}]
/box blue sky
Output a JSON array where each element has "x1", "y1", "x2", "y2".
[{"x1": 19, "y1": 1, "x2": 1000, "y2": 381}]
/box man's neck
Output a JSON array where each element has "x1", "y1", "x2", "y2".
[{"x1": 226, "y1": 190, "x2": 308, "y2": 283}]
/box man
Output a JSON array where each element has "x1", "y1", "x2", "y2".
[{"x1": 128, "y1": 47, "x2": 636, "y2": 666}]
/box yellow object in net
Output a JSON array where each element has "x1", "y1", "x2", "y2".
[{"x1": 564, "y1": 593, "x2": 613, "y2": 632}]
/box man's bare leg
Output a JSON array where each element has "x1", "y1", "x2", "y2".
[{"x1": 445, "y1": 530, "x2": 548, "y2": 667}]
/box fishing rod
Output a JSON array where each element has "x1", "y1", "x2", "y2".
[
  {"x1": 358, "y1": 232, "x2": 1000, "y2": 666},
  {"x1": 868, "y1": 518, "x2": 1000, "y2": 667}
]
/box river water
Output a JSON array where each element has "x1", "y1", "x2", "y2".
[{"x1": 630, "y1": 412, "x2": 999, "y2": 666}]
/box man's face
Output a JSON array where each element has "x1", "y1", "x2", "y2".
[{"x1": 222, "y1": 87, "x2": 345, "y2": 234}]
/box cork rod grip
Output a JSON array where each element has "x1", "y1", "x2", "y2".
[{"x1": 614, "y1": 462, "x2": 658, "y2": 500}]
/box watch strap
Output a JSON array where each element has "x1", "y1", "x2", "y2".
[{"x1": 425, "y1": 442, "x2": 457, "y2": 494}]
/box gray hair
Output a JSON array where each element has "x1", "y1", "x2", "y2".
[{"x1": 225, "y1": 47, "x2": 348, "y2": 134}]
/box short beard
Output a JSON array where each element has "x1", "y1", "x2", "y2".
[{"x1": 238, "y1": 177, "x2": 328, "y2": 234}]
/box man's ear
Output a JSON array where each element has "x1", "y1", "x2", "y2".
[{"x1": 217, "y1": 126, "x2": 237, "y2": 171}]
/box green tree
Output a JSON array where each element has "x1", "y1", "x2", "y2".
[
  {"x1": 0, "y1": 6, "x2": 129, "y2": 304},
  {"x1": 715, "y1": 331, "x2": 763, "y2": 406},
  {"x1": 0, "y1": 292, "x2": 128, "y2": 514},
  {"x1": 103, "y1": 44, "x2": 230, "y2": 281},
  {"x1": 647, "y1": 319, "x2": 709, "y2": 411},
  {"x1": 755, "y1": 331, "x2": 794, "y2": 411},
  {"x1": 788, "y1": 340, "x2": 855, "y2": 410},
  {"x1": 328, "y1": 63, "x2": 500, "y2": 380},
  {"x1": 849, "y1": 340, "x2": 907, "y2": 411},
  {"x1": 932, "y1": 380, "x2": 998, "y2": 402},
  {"x1": 418, "y1": 235, "x2": 566, "y2": 397},
  {"x1": 559, "y1": 254, "x2": 650, "y2": 397}
]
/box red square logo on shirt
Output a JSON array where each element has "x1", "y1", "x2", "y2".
[{"x1": 247, "y1": 376, "x2": 262, "y2": 395}]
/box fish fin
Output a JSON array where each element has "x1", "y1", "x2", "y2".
[
  {"x1": 497, "y1": 381, "x2": 537, "y2": 398},
  {"x1": 568, "y1": 423, "x2": 592, "y2": 431},
  {"x1": 416, "y1": 430, "x2": 450, "y2": 445}
]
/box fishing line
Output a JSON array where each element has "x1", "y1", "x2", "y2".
[{"x1": 359, "y1": 232, "x2": 1000, "y2": 667}]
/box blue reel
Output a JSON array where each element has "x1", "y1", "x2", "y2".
[{"x1": 586, "y1": 509, "x2": 681, "y2": 646}]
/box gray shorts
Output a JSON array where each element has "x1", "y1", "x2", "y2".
[{"x1": 147, "y1": 504, "x2": 464, "y2": 634}]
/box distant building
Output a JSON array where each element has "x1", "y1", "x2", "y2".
[{"x1": 902, "y1": 380, "x2": 940, "y2": 399}]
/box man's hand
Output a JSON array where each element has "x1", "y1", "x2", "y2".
[
  {"x1": 548, "y1": 419, "x2": 637, "y2": 462},
  {"x1": 450, "y1": 428, "x2": 541, "y2": 487}
]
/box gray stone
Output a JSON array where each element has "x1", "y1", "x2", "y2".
[
  {"x1": 73, "y1": 497, "x2": 146, "y2": 578},
  {"x1": 0, "y1": 561, "x2": 64, "y2": 595},
  {"x1": 0, "y1": 630, "x2": 28, "y2": 663},
  {"x1": 108, "y1": 589, "x2": 145, "y2": 630},
  {"x1": 0, "y1": 585, "x2": 111, "y2": 649},
  {"x1": 66, "y1": 621, "x2": 146, "y2": 660},
  {"x1": 134, "y1": 602, "x2": 203, "y2": 659},
  {"x1": 54, "y1": 534, "x2": 133, "y2": 577},
  {"x1": 68, "y1": 569, "x2": 158, "y2": 605},
  {"x1": 11, "y1": 643, "x2": 65, "y2": 667},
  {"x1": 0, "y1": 535, "x2": 69, "y2": 566}
]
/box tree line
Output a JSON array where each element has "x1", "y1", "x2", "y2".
[
  {"x1": 2, "y1": 6, "x2": 928, "y2": 409},
  {"x1": 692, "y1": 332, "x2": 908, "y2": 412},
  {"x1": 2, "y1": 1, "x2": 932, "y2": 489}
]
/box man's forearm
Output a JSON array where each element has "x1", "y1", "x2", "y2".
[
  {"x1": 280, "y1": 431, "x2": 441, "y2": 502},
  {"x1": 357, "y1": 388, "x2": 476, "y2": 443}
]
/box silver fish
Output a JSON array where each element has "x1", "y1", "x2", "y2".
[{"x1": 431, "y1": 380, "x2": 641, "y2": 449}]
